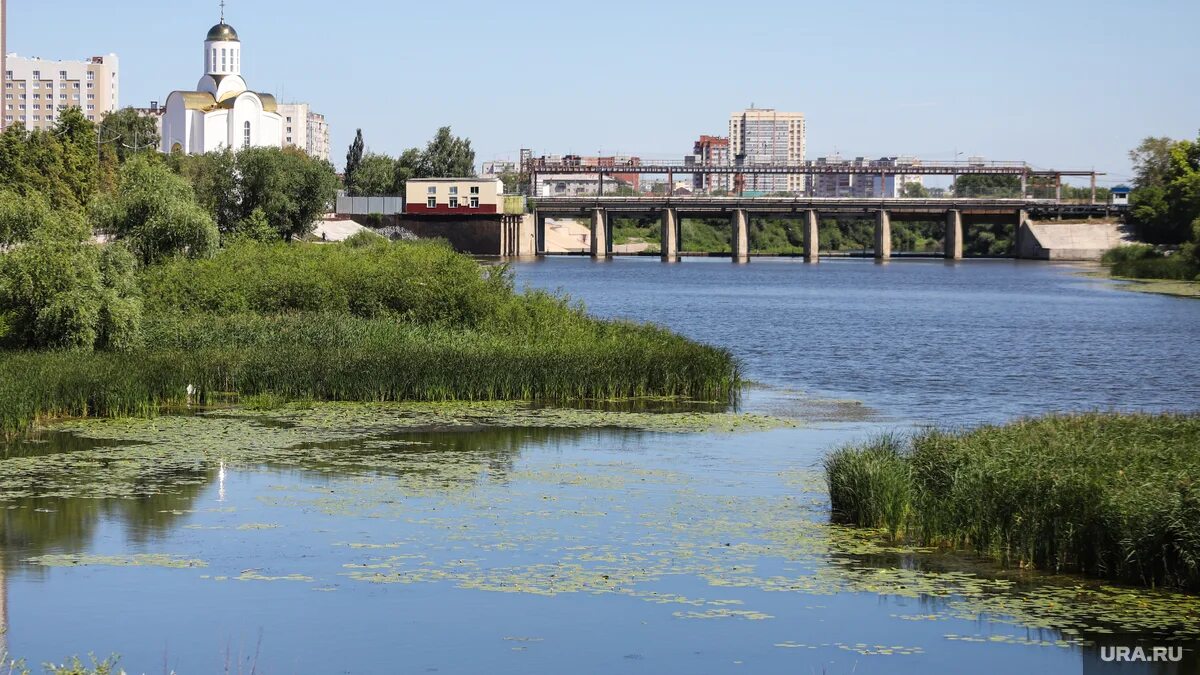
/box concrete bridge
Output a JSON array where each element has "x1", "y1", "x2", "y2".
[{"x1": 531, "y1": 197, "x2": 1123, "y2": 262}]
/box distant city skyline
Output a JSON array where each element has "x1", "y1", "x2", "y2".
[{"x1": 6, "y1": 0, "x2": 1200, "y2": 184}]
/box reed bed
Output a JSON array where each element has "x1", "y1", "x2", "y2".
[
  {"x1": 825, "y1": 413, "x2": 1200, "y2": 590},
  {"x1": 0, "y1": 311, "x2": 739, "y2": 436}
]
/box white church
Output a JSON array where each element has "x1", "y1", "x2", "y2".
[{"x1": 160, "y1": 14, "x2": 283, "y2": 155}]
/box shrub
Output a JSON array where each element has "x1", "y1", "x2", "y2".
[{"x1": 0, "y1": 212, "x2": 141, "y2": 351}]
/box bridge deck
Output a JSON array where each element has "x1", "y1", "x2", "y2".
[{"x1": 533, "y1": 197, "x2": 1120, "y2": 218}]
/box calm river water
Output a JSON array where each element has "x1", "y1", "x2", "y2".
[{"x1": 2, "y1": 258, "x2": 1199, "y2": 674}]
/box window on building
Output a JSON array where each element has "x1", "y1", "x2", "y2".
[
  {"x1": 59, "y1": 71, "x2": 67, "y2": 80},
  {"x1": 59, "y1": 94, "x2": 66, "y2": 100},
  {"x1": 222, "y1": 49, "x2": 227, "y2": 71},
  {"x1": 449, "y1": 187, "x2": 459, "y2": 195},
  {"x1": 3, "y1": 71, "x2": 10, "y2": 79},
  {"x1": 86, "y1": 105, "x2": 95, "y2": 111},
  {"x1": 32, "y1": 71, "x2": 40, "y2": 80},
  {"x1": 87, "y1": 94, "x2": 95, "y2": 100},
  {"x1": 87, "y1": 83, "x2": 94, "y2": 89},
  {"x1": 243, "y1": 121, "x2": 252, "y2": 148},
  {"x1": 470, "y1": 186, "x2": 480, "y2": 195},
  {"x1": 427, "y1": 186, "x2": 436, "y2": 195},
  {"x1": 87, "y1": 71, "x2": 95, "y2": 81},
  {"x1": 449, "y1": 197, "x2": 458, "y2": 208},
  {"x1": 426, "y1": 197, "x2": 436, "y2": 208},
  {"x1": 286, "y1": 137, "x2": 292, "y2": 143},
  {"x1": 73, "y1": 83, "x2": 79, "y2": 89},
  {"x1": 470, "y1": 197, "x2": 479, "y2": 208}
]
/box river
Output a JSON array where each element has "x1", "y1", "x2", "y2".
[{"x1": 1, "y1": 258, "x2": 1198, "y2": 674}]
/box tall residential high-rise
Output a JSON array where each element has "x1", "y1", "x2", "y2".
[
  {"x1": 4, "y1": 53, "x2": 119, "y2": 130},
  {"x1": 692, "y1": 135, "x2": 731, "y2": 194},
  {"x1": 278, "y1": 102, "x2": 331, "y2": 162},
  {"x1": 1, "y1": 0, "x2": 6, "y2": 129},
  {"x1": 728, "y1": 107, "x2": 806, "y2": 193}
]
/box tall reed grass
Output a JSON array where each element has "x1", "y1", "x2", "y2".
[
  {"x1": 825, "y1": 414, "x2": 1200, "y2": 590},
  {"x1": 0, "y1": 312, "x2": 739, "y2": 436},
  {"x1": 0, "y1": 239, "x2": 741, "y2": 433}
]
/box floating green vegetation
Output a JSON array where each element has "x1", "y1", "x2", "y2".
[
  {"x1": 826, "y1": 413, "x2": 1200, "y2": 590},
  {"x1": 775, "y1": 641, "x2": 926, "y2": 656},
  {"x1": 5, "y1": 404, "x2": 1200, "y2": 649},
  {"x1": 24, "y1": 553, "x2": 206, "y2": 569}
]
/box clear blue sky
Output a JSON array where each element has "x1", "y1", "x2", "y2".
[{"x1": 8, "y1": 0, "x2": 1199, "y2": 183}]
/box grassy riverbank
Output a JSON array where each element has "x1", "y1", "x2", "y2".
[
  {"x1": 0, "y1": 239, "x2": 739, "y2": 435},
  {"x1": 1101, "y1": 245, "x2": 1200, "y2": 298},
  {"x1": 825, "y1": 413, "x2": 1200, "y2": 590}
]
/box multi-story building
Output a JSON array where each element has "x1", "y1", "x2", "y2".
[
  {"x1": 535, "y1": 173, "x2": 632, "y2": 197},
  {"x1": 482, "y1": 160, "x2": 519, "y2": 176},
  {"x1": 406, "y1": 177, "x2": 505, "y2": 215},
  {"x1": 277, "y1": 102, "x2": 330, "y2": 162},
  {"x1": 4, "y1": 53, "x2": 118, "y2": 130},
  {"x1": 1, "y1": 0, "x2": 6, "y2": 128},
  {"x1": 729, "y1": 108, "x2": 805, "y2": 194},
  {"x1": 691, "y1": 135, "x2": 730, "y2": 194},
  {"x1": 807, "y1": 156, "x2": 924, "y2": 198}
]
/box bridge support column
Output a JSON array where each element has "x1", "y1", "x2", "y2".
[
  {"x1": 534, "y1": 211, "x2": 546, "y2": 255},
  {"x1": 945, "y1": 210, "x2": 963, "y2": 260},
  {"x1": 732, "y1": 209, "x2": 750, "y2": 263},
  {"x1": 874, "y1": 210, "x2": 892, "y2": 261},
  {"x1": 661, "y1": 208, "x2": 680, "y2": 262},
  {"x1": 804, "y1": 210, "x2": 820, "y2": 263},
  {"x1": 590, "y1": 208, "x2": 610, "y2": 259}
]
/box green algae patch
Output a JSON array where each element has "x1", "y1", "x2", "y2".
[{"x1": 25, "y1": 553, "x2": 207, "y2": 569}]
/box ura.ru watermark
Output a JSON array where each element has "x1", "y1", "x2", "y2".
[{"x1": 1100, "y1": 645, "x2": 1185, "y2": 663}]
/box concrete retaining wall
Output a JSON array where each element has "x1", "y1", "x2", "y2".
[{"x1": 1016, "y1": 221, "x2": 1132, "y2": 261}]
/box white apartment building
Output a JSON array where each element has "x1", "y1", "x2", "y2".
[
  {"x1": 4, "y1": 53, "x2": 118, "y2": 130},
  {"x1": 278, "y1": 102, "x2": 330, "y2": 162},
  {"x1": 729, "y1": 108, "x2": 806, "y2": 193}
]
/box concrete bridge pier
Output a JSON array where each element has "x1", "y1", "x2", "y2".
[
  {"x1": 661, "y1": 208, "x2": 680, "y2": 262},
  {"x1": 590, "y1": 208, "x2": 611, "y2": 259},
  {"x1": 804, "y1": 210, "x2": 820, "y2": 263},
  {"x1": 945, "y1": 209, "x2": 963, "y2": 260},
  {"x1": 732, "y1": 209, "x2": 750, "y2": 263},
  {"x1": 874, "y1": 210, "x2": 891, "y2": 261}
]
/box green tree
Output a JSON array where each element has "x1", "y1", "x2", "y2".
[
  {"x1": 952, "y1": 174, "x2": 1021, "y2": 198},
  {"x1": 0, "y1": 189, "x2": 53, "y2": 248},
  {"x1": 99, "y1": 107, "x2": 162, "y2": 163},
  {"x1": 170, "y1": 148, "x2": 239, "y2": 231},
  {"x1": 902, "y1": 182, "x2": 930, "y2": 198},
  {"x1": 91, "y1": 157, "x2": 218, "y2": 265},
  {"x1": 236, "y1": 147, "x2": 338, "y2": 241},
  {"x1": 0, "y1": 204, "x2": 141, "y2": 350},
  {"x1": 395, "y1": 147, "x2": 422, "y2": 188},
  {"x1": 51, "y1": 108, "x2": 101, "y2": 208},
  {"x1": 418, "y1": 127, "x2": 476, "y2": 178},
  {"x1": 1128, "y1": 134, "x2": 1200, "y2": 244},
  {"x1": 350, "y1": 153, "x2": 400, "y2": 195},
  {"x1": 345, "y1": 128, "x2": 365, "y2": 191}
]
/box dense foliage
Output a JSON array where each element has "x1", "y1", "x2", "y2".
[
  {"x1": 0, "y1": 202, "x2": 141, "y2": 350},
  {"x1": 0, "y1": 238, "x2": 739, "y2": 434},
  {"x1": 1128, "y1": 134, "x2": 1200, "y2": 245},
  {"x1": 343, "y1": 127, "x2": 476, "y2": 196},
  {"x1": 825, "y1": 414, "x2": 1200, "y2": 590},
  {"x1": 90, "y1": 157, "x2": 219, "y2": 264},
  {"x1": 169, "y1": 146, "x2": 337, "y2": 241}
]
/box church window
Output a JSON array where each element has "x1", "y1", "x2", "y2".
[
  {"x1": 222, "y1": 49, "x2": 228, "y2": 71},
  {"x1": 212, "y1": 49, "x2": 217, "y2": 69},
  {"x1": 244, "y1": 121, "x2": 252, "y2": 148}
]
